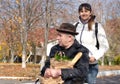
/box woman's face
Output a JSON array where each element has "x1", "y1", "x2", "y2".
[{"x1": 79, "y1": 7, "x2": 91, "y2": 21}]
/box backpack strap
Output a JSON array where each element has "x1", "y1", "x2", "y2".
[
  {"x1": 75, "y1": 22, "x2": 79, "y2": 28},
  {"x1": 95, "y1": 22, "x2": 99, "y2": 49},
  {"x1": 75, "y1": 22, "x2": 99, "y2": 49}
]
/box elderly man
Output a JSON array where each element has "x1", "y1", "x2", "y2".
[{"x1": 41, "y1": 23, "x2": 89, "y2": 84}]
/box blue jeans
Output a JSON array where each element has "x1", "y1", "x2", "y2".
[{"x1": 87, "y1": 64, "x2": 98, "y2": 84}]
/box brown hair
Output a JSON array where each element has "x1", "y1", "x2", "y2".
[
  {"x1": 78, "y1": 3, "x2": 92, "y2": 13},
  {"x1": 78, "y1": 3, "x2": 96, "y2": 31},
  {"x1": 88, "y1": 15, "x2": 96, "y2": 31}
]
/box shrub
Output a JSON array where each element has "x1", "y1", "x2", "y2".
[
  {"x1": 113, "y1": 55, "x2": 120, "y2": 65},
  {"x1": 104, "y1": 56, "x2": 109, "y2": 65}
]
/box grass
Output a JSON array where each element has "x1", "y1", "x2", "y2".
[
  {"x1": 0, "y1": 63, "x2": 120, "y2": 80},
  {"x1": 0, "y1": 63, "x2": 40, "y2": 79}
]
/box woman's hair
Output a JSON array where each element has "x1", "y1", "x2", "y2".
[
  {"x1": 88, "y1": 15, "x2": 96, "y2": 30},
  {"x1": 78, "y1": 3, "x2": 95, "y2": 31},
  {"x1": 78, "y1": 3, "x2": 92, "y2": 13}
]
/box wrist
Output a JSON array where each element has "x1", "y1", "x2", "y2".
[{"x1": 58, "y1": 69, "x2": 61, "y2": 76}]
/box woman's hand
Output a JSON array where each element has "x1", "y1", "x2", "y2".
[{"x1": 89, "y1": 56, "x2": 96, "y2": 63}]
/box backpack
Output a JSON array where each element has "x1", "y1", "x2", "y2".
[{"x1": 75, "y1": 22, "x2": 99, "y2": 49}]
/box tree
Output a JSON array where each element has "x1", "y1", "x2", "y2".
[
  {"x1": 0, "y1": 0, "x2": 46, "y2": 67},
  {"x1": 0, "y1": 0, "x2": 119, "y2": 67}
]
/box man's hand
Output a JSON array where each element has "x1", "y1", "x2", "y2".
[
  {"x1": 44, "y1": 68, "x2": 52, "y2": 78},
  {"x1": 44, "y1": 68, "x2": 61, "y2": 78},
  {"x1": 50, "y1": 69, "x2": 61, "y2": 78}
]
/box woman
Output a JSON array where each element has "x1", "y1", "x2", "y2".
[{"x1": 75, "y1": 3, "x2": 109, "y2": 84}]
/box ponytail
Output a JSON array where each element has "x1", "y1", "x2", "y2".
[{"x1": 88, "y1": 15, "x2": 96, "y2": 31}]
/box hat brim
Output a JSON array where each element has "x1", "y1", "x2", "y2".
[{"x1": 56, "y1": 29, "x2": 78, "y2": 35}]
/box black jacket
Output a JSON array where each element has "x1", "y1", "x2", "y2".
[{"x1": 41, "y1": 40, "x2": 89, "y2": 84}]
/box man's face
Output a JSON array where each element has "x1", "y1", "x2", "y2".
[{"x1": 56, "y1": 32, "x2": 69, "y2": 47}]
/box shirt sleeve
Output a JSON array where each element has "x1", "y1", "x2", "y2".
[
  {"x1": 93, "y1": 23, "x2": 109, "y2": 60},
  {"x1": 61, "y1": 49, "x2": 89, "y2": 80},
  {"x1": 40, "y1": 45, "x2": 58, "y2": 76}
]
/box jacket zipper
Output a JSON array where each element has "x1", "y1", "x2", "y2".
[{"x1": 80, "y1": 25, "x2": 85, "y2": 44}]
